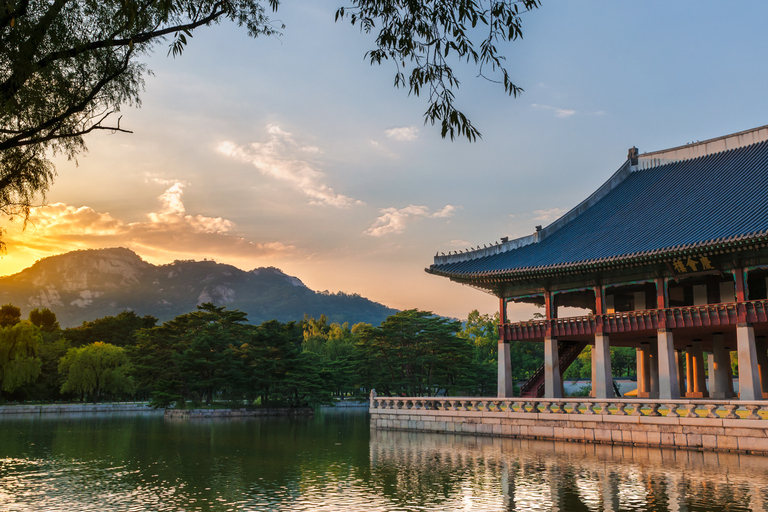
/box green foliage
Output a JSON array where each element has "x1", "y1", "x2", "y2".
[
  {"x1": 0, "y1": 303, "x2": 21, "y2": 327},
  {"x1": 356, "y1": 309, "x2": 472, "y2": 397},
  {"x1": 302, "y1": 315, "x2": 363, "y2": 398},
  {"x1": 29, "y1": 307, "x2": 60, "y2": 332},
  {"x1": 562, "y1": 345, "x2": 637, "y2": 380},
  {"x1": 337, "y1": 0, "x2": 541, "y2": 141},
  {"x1": 64, "y1": 311, "x2": 157, "y2": 347},
  {"x1": 23, "y1": 331, "x2": 70, "y2": 400},
  {"x1": 131, "y1": 303, "x2": 247, "y2": 406},
  {"x1": 0, "y1": 320, "x2": 42, "y2": 394},
  {"x1": 59, "y1": 342, "x2": 135, "y2": 400}
]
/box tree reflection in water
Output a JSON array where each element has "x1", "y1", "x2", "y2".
[{"x1": 0, "y1": 409, "x2": 764, "y2": 511}]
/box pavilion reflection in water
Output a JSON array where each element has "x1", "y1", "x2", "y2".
[{"x1": 370, "y1": 428, "x2": 768, "y2": 511}]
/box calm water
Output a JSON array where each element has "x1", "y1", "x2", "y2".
[{"x1": 0, "y1": 408, "x2": 767, "y2": 511}]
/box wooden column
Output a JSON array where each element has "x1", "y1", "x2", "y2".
[
  {"x1": 544, "y1": 290, "x2": 557, "y2": 319},
  {"x1": 499, "y1": 297, "x2": 507, "y2": 324},
  {"x1": 685, "y1": 348, "x2": 694, "y2": 397},
  {"x1": 637, "y1": 342, "x2": 650, "y2": 398},
  {"x1": 656, "y1": 277, "x2": 668, "y2": 309},
  {"x1": 594, "y1": 285, "x2": 605, "y2": 315},
  {"x1": 691, "y1": 340, "x2": 708, "y2": 397},
  {"x1": 735, "y1": 268, "x2": 747, "y2": 301}
]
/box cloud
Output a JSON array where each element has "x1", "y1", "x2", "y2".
[
  {"x1": 531, "y1": 207, "x2": 567, "y2": 223},
  {"x1": 364, "y1": 204, "x2": 457, "y2": 237},
  {"x1": 217, "y1": 125, "x2": 363, "y2": 208},
  {"x1": 531, "y1": 103, "x2": 576, "y2": 118},
  {"x1": 531, "y1": 103, "x2": 606, "y2": 118},
  {"x1": 385, "y1": 126, "x2": 419, "y2": 141},
  {"x1": 5, "y1": 182, "x2": 293, "y2": 264}
]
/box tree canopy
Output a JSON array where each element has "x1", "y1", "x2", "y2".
[
  {"x1": 0, "y1": 0, "x2": 540, "y2": 234},
  {"x1": 59, "y1": 341, "x2": 135, "y2": 400}
]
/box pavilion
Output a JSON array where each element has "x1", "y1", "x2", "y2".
[{"x1": 427, "y1": 125, "x2": 768, "y2": 402}]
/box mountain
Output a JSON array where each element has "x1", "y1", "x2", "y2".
[{"x1": 0, "y1": 248, "x2": 398, "y2": 327}]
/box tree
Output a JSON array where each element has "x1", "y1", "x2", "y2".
[
  {"x1": 59, "y1": 341, "x2": 135, "y2": 400},
  {"x1": 0, "y1": 0, "x2": 540, "y2": 232},
  {"x1": 356, "y1": 309, "x2": 472, "y2": 397},
  {"x1": 302, "y1": 315, "x2": 361, "y2": 398},
  {"x1": 458, "y1": 310, "x2": 499, "y2": 395},
  {"x1": 130, "y1": 303, "x2": 247, "y2": 407},
  {"x1": 0, "y1": 320, "x2": 42, "y2": 396},
  {"x1": 29, "y1": 307, "x2": 59, "y2": 332},
  {"x1": 64, "y1": 311, "x2": 157, "y2": 347},
  {"x1": 0, "y1": 303, "x2": 21, "y2": 327}
]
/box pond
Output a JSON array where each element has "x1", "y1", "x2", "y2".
[{"x1": 0, "y1": 407, "x2": 766, "y2": 511}]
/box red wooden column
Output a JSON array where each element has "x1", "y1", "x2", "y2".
[
  {"x1": 544, "y1": 290, "x2": 557, "y2": 320},
  {"x1": 499, "y1": 297, "x2": 507, "y2": 325},
  {"x1": 655, "y1": 277, "x2": 668, "y2": 310}
]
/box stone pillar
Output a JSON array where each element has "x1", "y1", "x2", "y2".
[
  {"x1": 691, "y1": 340, "x2": 708, "y2": 397},
  {"x1": 707, "y1": 353, "x2": 715, "y2": 396},
  {"x1": 636, "y1": 343, "x2": 650, "y2": 398},
  {"x1": 738, "y1": 324, "x2": 762, "y2": 400},
  {"x1": 590, "y1": 345, "x2": 597, "y2": 398},
  {"x1": 498, "y1": 341, "x2": 514, "y2": 397},
  {"x1": 756, "y1": 336, "x2": 768, "y2": 399},
  {"x1": 710, "y1": 333, "x2": 733, "y2": 399},
  {"x1": 544, "y1": 336, "x2": 562, "y2": 399},
  {"x1": 657, "y1": 329, "x2": 681, "y2": 399},
  {"x1": 594, "y1": 334, "x2": 613, "y2": 399},
  {"x1": 649, "y1": 341, "x2": 660, "y2": 399}
]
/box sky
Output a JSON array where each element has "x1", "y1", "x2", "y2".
[{"x1": 2, "y1": 0, "x2": 768, "y2": 322}]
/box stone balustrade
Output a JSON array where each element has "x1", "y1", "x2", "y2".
[
  {"x1": 370, "y1": 396, "x2": 768, "y2": 420},
  {"x1": 369, "y1": 395, "x2": 768, "y2": 454}
]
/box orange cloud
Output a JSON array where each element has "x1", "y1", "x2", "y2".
[{"x1": 0, "y1": 182, "x2": 294, "y2": 275}]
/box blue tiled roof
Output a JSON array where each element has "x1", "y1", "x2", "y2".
[{"x1": 429, "y1": 140, "x2": 768, "y2": 278}]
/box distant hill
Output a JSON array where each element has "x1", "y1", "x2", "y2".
[{"x1": 0, "y1": 248, "x2": 398, "y2": 327}]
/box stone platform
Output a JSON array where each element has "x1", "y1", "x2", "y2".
[{"x1": 370, "y1": 396, "x2": 768, "y2": 455}]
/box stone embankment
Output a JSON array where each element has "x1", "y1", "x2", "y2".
[
  {"x1": 0, "y1": 403, "x2": 152, "y2": 414},
  {"x1": 370, "y1": 396, "x2": 768, "y2": 455},
  {"x1": 165, "y1": 407, "x2": 314, "y2": 418}
]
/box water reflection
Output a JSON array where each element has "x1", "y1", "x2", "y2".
[
  {"x1": 0, "y1": 409, "x2": 766, "y2": 510},
  {"x1": 370, "y1": 429, "x2": 768, "y2": 511}
]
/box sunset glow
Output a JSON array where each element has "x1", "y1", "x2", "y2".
[{"x1": 2, "y1": 1, "x2": 767, "y2": 321}]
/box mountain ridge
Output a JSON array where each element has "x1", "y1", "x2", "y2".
[{"x1": 0, "y1": 247, "x2": 398, "y2": 327}]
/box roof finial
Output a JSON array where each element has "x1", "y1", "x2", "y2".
[{"x1": 628, "y1": 146, "x2": 639, "y2": 166}]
